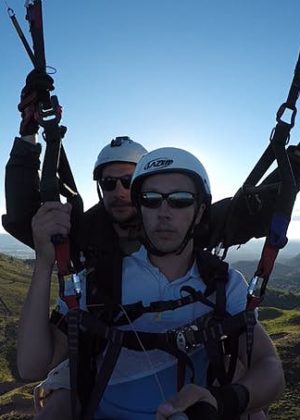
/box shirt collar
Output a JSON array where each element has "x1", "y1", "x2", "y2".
[{"x1": 132, "y1": 245, "x2": 199, "y2": 280}]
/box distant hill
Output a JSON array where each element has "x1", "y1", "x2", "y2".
[
  {"x1": 233, "y1": 254, "x2": 300, "y2": 293},
  {"x1": 1, "y1": 232, "x2": 299, "y2": 262},
  {"x1": 0, "y1": 234, "x2": 34, "y2": 260},
  {"x1": 287, "y1": 253, "x2": 300, "y2": 267},
  {"x1": 226, "y1": 239, "x2": 300, "y2": 263},
  {"x1": 262, "y1": 287, "x2": 300, "y2": 309}
]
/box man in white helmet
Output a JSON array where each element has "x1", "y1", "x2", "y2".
[
  {"x1": 18, "y1": 146, "x2": 284, "y2": 419},
  {"x1": 87, "y1": 136, "x2": 148, "y2": 254},
  {"x1": 3, "y1": 134, "x2": 147, "y2": 256}
]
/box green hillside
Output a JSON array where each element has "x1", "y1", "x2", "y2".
[
  {"x1": 262, "y1": 288, "x2": 300, "y2": 309},
  {"x1": 0, "y1": 253, "x2": 58, "y2": 419},
  {"x1": 0, "y1": 253, "x2": 299, "y2": 419},
  {"x1": 233, "y1": 255, "x2": 300, "y2": 294},
  {"x1": 259, "y1": 307, "x2": 300, "y2": 419}
]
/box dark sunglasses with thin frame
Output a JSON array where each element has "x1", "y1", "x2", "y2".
[
  {"x1": 140, "y1": 191, "x2": 199, "y2": 209},
  {"x1": 100, "y1": 175, "x2": 132, "y2": 191}
]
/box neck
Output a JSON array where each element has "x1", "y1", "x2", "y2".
[
  {"x1": 148, "y1": 240, "x2": 194, "y2": 281},
  {"x1": 113, "y1": 222, "x2": 140, "y2": 240},
  {"x1": 113, "y1": 222, "x2": 129, "y2": 239}
]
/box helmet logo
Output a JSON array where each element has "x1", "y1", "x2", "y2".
[{"x1": 144, "y1": 158, "x2": 174, "y2": 170}]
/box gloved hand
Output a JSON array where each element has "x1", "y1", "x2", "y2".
[
  {"x1": 168, "y1": 401, "x2": 218, "y2": 419},
  {"x1": 18, "y1": 70, "x2": 54, "y2": 136},
  {"x1": 156, "y1": 384, "x2": 218, "y2": 420}
]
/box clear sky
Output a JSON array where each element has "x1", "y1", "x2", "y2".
[{"x1": 0, "y1": 0, "x2": 300, "y2": 242}]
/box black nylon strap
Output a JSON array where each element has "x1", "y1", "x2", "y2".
[
  {"x1": 113, "y1": 290, "x2": 215, "y2": 326},
  {"x1": 78, "y1": 307, "x2": 255, "y2": 353},
  {"x1": 26, "y1": 0, "x2": 46, "y2": 71},
  {"x1": 67, "y1": 310, "x2": 80, "y2": 420},
  {"x1": 83, "y1": 340, "x2": 122, "y2": 420}
]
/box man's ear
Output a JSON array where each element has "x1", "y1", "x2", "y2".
[{"x1": 195, "y1": 203, "x2": 206, "y2": 224}]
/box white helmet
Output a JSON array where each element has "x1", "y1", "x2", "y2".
[
  {"x1": 93, "y1": 136, "x2": 147, "y2": 180},
  {"x1": 131, "y1": 147, "x2": 211, "y2": 202}
]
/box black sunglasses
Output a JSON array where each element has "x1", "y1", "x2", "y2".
[
  {"x1": 100, "y1": 175, "x2": 132, "y2": 191},
  {"x1": 140, "y1": 191, "x2": 199, "y2": 209}
]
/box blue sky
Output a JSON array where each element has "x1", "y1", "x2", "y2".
[{"x1": 1, "y1": 0, "x2": 300, "y2": 242}]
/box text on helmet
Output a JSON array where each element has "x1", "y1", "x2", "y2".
[{"x1": 144, "y1": 158, "x2": 174, "y2": 171}]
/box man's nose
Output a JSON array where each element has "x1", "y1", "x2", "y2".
[
  {"x1": 113, "y1": 179, "x2": 127, "y2": 195},
  {"x1": 157, "y1": 199, "x2": 172, "y2": 217}
]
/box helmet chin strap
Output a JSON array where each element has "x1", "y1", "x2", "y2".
[
  {"x1": 96, "y1": 182, "x2": 104, "y2": 204},
  {"x1": 140, "y1": 204, "x2": 201, "y2": 257}
]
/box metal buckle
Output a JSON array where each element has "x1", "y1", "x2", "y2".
[
  {"x1": 72, "y1": 273, "x2": 82, "y2": 298},
  {"x1": 175, "y1": 324, "x2": 199, "y2": 352}
]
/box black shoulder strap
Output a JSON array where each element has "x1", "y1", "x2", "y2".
[
  {"x1": 195, "y1": 249, "x2": 241, "y2": 386},
  {"x1": 86, "y1": 246, "x2": 123, "y2": 319},
  {"x1": 195, "y1": 248, "x2": 229, "y2": 297}
]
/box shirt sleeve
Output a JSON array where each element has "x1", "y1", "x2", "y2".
[{"x1": 225, "y1": 268, "x2": 249, "y2": 315}]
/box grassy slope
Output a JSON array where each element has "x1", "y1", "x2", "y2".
[
  {"x1": 0, "y1": 254, "x2": 57, "y2": 419},
  {"x1": 259, "y1": 307, "x2": 300, "y2": 420},
  {"x1": 0, "y1": 253, "x2": 300, "y2": 419}
]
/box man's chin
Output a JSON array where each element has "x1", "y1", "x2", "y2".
[
  {"x1": 149, "y1": 239, "x2": 181, "y2": 254},
  {"x1": 109, "y1": 209, "x2": 137, "y2": 225}
]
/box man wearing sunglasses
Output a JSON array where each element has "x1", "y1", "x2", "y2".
[
  {"x1": 91, "y1": 136, "x2": 148, "y2": 254},
  {"x1": 3, "y1": 134, "x2": 147, "y2": 255},
  {"x1": 18, "y1": 146, "x2": 284, "y2": 419}
]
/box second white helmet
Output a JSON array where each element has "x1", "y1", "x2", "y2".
[
  {"x1": 131, "y1": 147, "x2": 211, "y2": 202},
  {"x1": 93, "y1": 136, "x2": 147, "y2": 180}
]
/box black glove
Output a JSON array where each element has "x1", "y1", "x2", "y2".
[
  {"x1": 168, "y1": 402, "x2": 218, "y2": 420},
  {"x1": 209, "y1": 384, "x2": 249, "y2": 420},
  {"x1": 18, "y1": 70, "x2": 54, "y2": 136},
  {"x1": 185, "y1": 401, "x2": 219, "y2": 419}
]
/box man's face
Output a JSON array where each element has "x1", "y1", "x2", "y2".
[
  {"x1": 140, "y1": 173, "x2": 205, "y2": 254},
  {"x1": 101, "y1": 162, "x2": 136, "y2": 224}
]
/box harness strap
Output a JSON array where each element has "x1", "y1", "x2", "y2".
[
  {"x1": 78, "y1": 310, "x2": 195, "y2": 400},
  {"x1": 245, "y1": 309, "x2": 257, "y2": 368},
  {"x1": 79, "y1": 308, "x2": 255, "y2": 360},
  {"x1": 83, "y1": 338, "x2": 123, "y2": 420},
  {"x1": 244, "y1": 55, "x2": 300, "y2": 310},
  {"x1": 67, "y1": 310, "x2": 80, "y2": 420},
  {"x1": 177, "y1": 358, "x2": 186, "y2": 391},
  {"x1": 113, "y1": 289, "x2": 215, "y2": 325},
  {"x1": 25, "y1": 0, "x2": 46, "y2": 71}
]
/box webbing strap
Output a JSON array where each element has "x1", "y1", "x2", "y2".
[
  {"x1": 26, "y1": 0, "x2": 46, "y2": 71},
  {"x1": 67, "y1": 310, "x2": 80, "y2": 420},
  {"x1": 54, "y1": 240, "x2": 72, "y2": 277},
  {"x1": 244, "y1": 55, "x2": 300, "y2": 310},
  {"x1": 83, "y1": 339, "x2": 123, "y2": 420},
  {"x1": 177, "y1": 358, "x2": 186, "y2": 391},
  {"x1": 80, "y1": 309, "x2": 254, "y2": 361},
  {"x1": 255, "y1": 243, "x2": 280, "y2": 279},
  {"x1": 247, "y1": 241, "x2": 280, "y2": 310},
  {"x1": 113, "y1": 289, "x2": 215, "y2": 326},
  {"x1": 68, "y1": 304, "x2": 255, "y2": 418}
]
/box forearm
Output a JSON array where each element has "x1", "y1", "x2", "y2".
[
  {"x1": 17, "y1": 259, "x2": 54, "y2": 380},
  {"x1": 237, "y1": 353, "x2": 285, "y2": 413},
  {"x1": 3, "y1": 136, "x2": 42, "y2": 247},
  {"x1": 236, "y1": 323, "x2": 285, "y2": 413}
]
